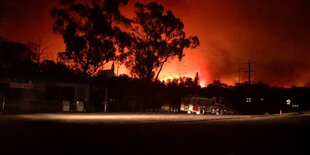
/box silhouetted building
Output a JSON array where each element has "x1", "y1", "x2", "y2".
[{"x1": 0, "y1": 79, "x2": 89, "y2": 113}]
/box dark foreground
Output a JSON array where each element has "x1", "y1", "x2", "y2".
[{"x1": 0, "y1": 113, "x2": 309, "y2": 155}]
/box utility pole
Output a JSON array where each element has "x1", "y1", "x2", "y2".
[
  {"x1": 2, "y1": 96, "x2": 5, "y2": 112},
  {"x1": 243, "y1": 60, "x2": 255, "y2": 86},
  {"x1": 117, "y1": 62, "x2": 119, "y2": 76},
  {"x1": 104, "y1": 86, "x2": 108, "y2": 112}
]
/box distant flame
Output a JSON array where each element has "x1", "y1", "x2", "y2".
[{"x1": 199, "y1": 80, "x2": 206, "y2": 87}]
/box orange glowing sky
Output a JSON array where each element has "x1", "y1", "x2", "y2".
[{"x1": 1, "y1": 0, "x2": 310, "y2": 87}]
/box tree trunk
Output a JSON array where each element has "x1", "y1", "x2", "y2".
[
  {"x1": 155, "y1": 64, "x2": 164, "y2": 82},
  {"x1": 155, "y1": 56, "x2": 169, "y2": 81}
]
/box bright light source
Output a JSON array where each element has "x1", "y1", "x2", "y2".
[
  {"x1": 246, "y1": 98, "x2": 252, "y2": 103},
  {"x1": 292, "y1": 105, "x2": 299, "y2": 108}
]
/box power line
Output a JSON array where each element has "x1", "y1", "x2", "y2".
[{"x1": 238, "y1": 68, "x2": 246, "y2": 84}]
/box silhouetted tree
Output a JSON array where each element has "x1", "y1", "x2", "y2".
[
  {"x1": 194, "y1": 72, "x2": 199, "y2": 86},
  {"x1": 51, "y1": 0, "x2": 130, "y2": 77},
  {"x1": 165, "y1": 75, "x2": 200, "y2": 89},
  {"x1": 125, "y1": 2, "x2": 199, "y2": 81},
  {"x1": 0, "y1": 38, "x2": 37, "y2": 78},
  {"x1": 27, "y1": 38, "x2": 50, "y2": 65},
  {"x1": 39, "y1": 60, "x2": 79, "y2": 81},
  {"x1": 0, "y1": 38, "x2": 35, "y2": 69},
  {"x1": 207, "y1": 80, "x2": 228, "y2": 89}
]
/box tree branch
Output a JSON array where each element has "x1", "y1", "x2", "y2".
[
  {"x1": 155, "y1": 55, "x2": 169, "y2": 81},
  {"x1": 131, "y1": 28, "x2": 146, "y2": 41}
]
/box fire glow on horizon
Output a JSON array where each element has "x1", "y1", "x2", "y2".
[{"x1": 112, "y1": 62, "x2": 208, "y2": 87}]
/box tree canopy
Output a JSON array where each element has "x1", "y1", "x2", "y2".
[
  {"x1": 50, "y1": 0, "x2": 131, "y2": 77},
  {"x1": 0, "y1": 38, "x2": 37, "y2": 78},
  {"x1": 50, "y1": 1, "x2": 199, "y2": 80},
  {"x1": 125, "y1": 2, "x2": 199, "y2": 81}
]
